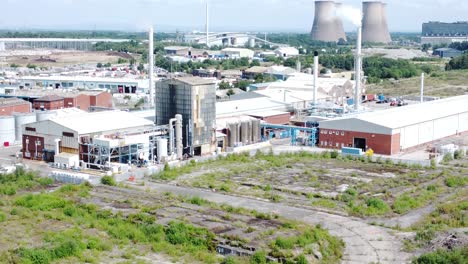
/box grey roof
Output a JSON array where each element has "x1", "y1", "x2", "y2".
[
  {"x1": 225, "y1": 92, "x2": 267, "y2": 101},
  {"x1": 0, "y1": 98, "x2": 30, "y2": 107},
  {"x1": 174, "y1": 76, "x2": 215, "y2": 86}
]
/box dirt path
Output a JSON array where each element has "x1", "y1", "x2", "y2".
[{"x1": 138, "y1": 181, "x2": 412, "y2": 264}]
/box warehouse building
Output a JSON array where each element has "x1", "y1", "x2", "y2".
[
  {"x1": 221, "y1": 48, "x2": 255, "y2": 59},
  {"x1": 0, "y1": 98, "x2": 31, "y2": 116},
  {"x1": 156, "y1": 77, "x2": 216, "y2": 156},
  {"x1": 318, "y1": 95, "x2": 468, "y2": 155},
  {"x1": 21, "y1": 111, "x2": 157, "y2": 168},
  {"x1": 433, "y1": 48, "x2": 463, "y2": 58}
]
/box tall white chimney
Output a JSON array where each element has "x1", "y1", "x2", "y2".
[
  {"x1": 149, "y1": 27, "x2": 154, "y2": 107},
  {"x1": 354, "y1": 26, "x2": 362, "y2": 111},
  {"x1": 206, "y1": 0, "x2": 210, "y2": 48},
  {"x1": 313, "y1": 51, "x2": 319, "y2": 107},
  {"x1": 420, "y1": 72, "x2": 425, "y2": 103}
]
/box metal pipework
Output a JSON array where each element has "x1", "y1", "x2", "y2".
[
  {"x1": 313, "y1": 52, "x2": 319, "y2": 106},
  {"x1": 354, "y1": 26, "x2": 362, "y2": 111},
  {"x1": 420, "y1": 73, "x2": 425, "y2": 103},
  {"x1": 175, "y1": 114, "x2": 183, "y2": 160}
]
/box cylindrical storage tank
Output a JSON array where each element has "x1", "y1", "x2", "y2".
[
  {"x1": 36, "y1": 110, "x2": 58, "y2": 121},
  {"x1": 0, "y1": 116, "x2": 15, "y2": 145},
  {"x1": 248, "y1": 37, "x2": 255, "y2": 48},
  {"x1": 175, "y1": 114, "x2": 183, "y2": 159},
  {"x1": 248, "y1": 120, "x2": 253, "y2": 143},
  {"x1": 157, "y1": 138, "x2": 168, "y2": 161},
  {"x1": 14, "y1": 112, "x2": 37, "y2": 142},
  {"x1": 228, "y1": 123, "x2": 236, "y2": 147},
  {"x1": 240, "y1": 121, "x2": 249, "y2": 144}
]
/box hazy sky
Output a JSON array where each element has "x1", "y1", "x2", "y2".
[{"x1": 1, "y1": 0, "x2": 467, "y2": 32}]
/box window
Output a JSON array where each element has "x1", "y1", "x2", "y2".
[
  {"x1": 324, "y1": 142, "x2": 328, "y2": 146},
  {"x1": 25, "y1": 127, "x2": 36, "y2": 132},
  {"x1": 98, "y1": 84, "x2": 104, "y2": 88},
  {"x1": 336, "y1": 131, "x2": 339, "y2": 135},
  {"x1": 62, "y1": 132, "x2": 74, "y2": 137},
  {"x1": 341, "y1": 131, "x2": 345, "y2": 136},
  {"x1": 336, "y1": 143, "x2": 339, "y2": 147},
  {"x1": 320, "y1": 141, "x2": 324, "y2": 146},
  {"x1": 341, "y1": 143, "x2": 345, "y2": 148}
]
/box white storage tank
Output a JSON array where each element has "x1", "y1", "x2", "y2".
[
  {"x1": 13, "y1": 112, "x2": 37, "y2": 142},
  {"x1": 0, "y1": 116, "x2": 15, "y2": 145},
  {"x1": 36, "y1": 110, "x2": 58, "y2": 121},
  {"x1": 157, "y1": 138, "x2": 168, "y2": 161}
]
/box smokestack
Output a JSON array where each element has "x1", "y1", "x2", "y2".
[
  {"x1": 354, "y1": 26, "x2": 362, "y2": 111},
  {"x1": 362, "y1": 1, "x2": 391, "y2": 43},
  {"x1": 313, "y1": 51, "x2": 319, "y2": 107},
  {"x1": 206, "y1": 0, "x2": 210, "y2": 48},
  {"x1": 311, "y1": 1, "x2": 346, "y2": 42},
  {"x1": 420, "y1": 73, "x2": 425, "y2": 103},
  {"x1": 149, "y1": 27, "x2": 154, "y2": 107}
]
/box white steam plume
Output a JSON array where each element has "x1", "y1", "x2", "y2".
[{"x1": 336, "y1": 5, "x2": 362, "y2": 27}]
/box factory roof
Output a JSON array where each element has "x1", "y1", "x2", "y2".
[
  {"x1": 20, "y1": 75, "x2": 145, "y2": 84},
  {"x1": 221, "y1": 48, "x2": 253, "y2": 52},
  {"x1": 0, "y1": 98, "x2": 30, "y2": 107},
  {"x1": 247, "y1": 110, "x2": 290, "y2": 118},
  {"x1": 320, "y1": 95, "x2": 468, "y2": 133},
  {"x1": 34, "y1": 95, "x2": 64, "y2": 102},
  {"x1": 357, "y1": 95, "x2": 468, "y2": 129},
  {"x1": 50, "y1": 111, "x2": 154, "y2": 135},
  {"x1": 266, "y1": 66, "x2": 297, "y2": 76},
  {"x1": 216, "y1": 97, "x2": 289, "y2": 118},
  {"x1": 174, "y1": 76, "x2": 215, "y2": 86},
  {"x1": 164, "y1": 46, "x2": 190, "y2": 51},
  {"x1": 245, "y1": 66, "x2": 268, "y2": 74}
]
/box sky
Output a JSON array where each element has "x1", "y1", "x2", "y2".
[{"x1": 1, "y1": 0, "x2": 467, "y2": 33}]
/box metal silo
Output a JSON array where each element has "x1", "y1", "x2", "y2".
[
  {"x1": 362, "y1": 1, "x2": 392, "y2": 43},
  {"x1": 157, "y1": 138, "x2": 168, "y2": 162},
  {"x1": 240, "y1": 121, "x2": 249, "y2": 144},
  {"x1": 0, "y1": 116, "x2": 15, "y2": 145},
  {"x1": 13, "y1": 112, "x2": 37, "y2": 142},
  {"x1": 311, "y1": 1, "x2": 346, "y2": 42}
]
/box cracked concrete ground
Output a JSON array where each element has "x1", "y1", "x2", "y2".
[{"x1": 138, "y1": 182, "x2": 413, "y2": 264}]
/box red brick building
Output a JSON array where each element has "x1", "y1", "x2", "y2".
[
  {"x1": 248, "y1": 111, "x2": 291, "y2": 125},
  {"x1": 89, "y1": 92, "x2": 113, "y2": 109},
  {"x1": 64, "y1": 94, "x2": 91, "y2": 110},
  {"x1": 0, "y1": 98, "x2": 31, "y2": 116},
  {"x1": 318, "y1": 95, "x2": 468, "y2": 155},
  {"x1": 33, "y1": 95, "x2": 64, "y2": 111}
]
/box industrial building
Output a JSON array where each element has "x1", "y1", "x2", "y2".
[
  {"x1": 310, "y1": 1, "x2": 347, "y2": 42},
  {"x1": 361, "y1": 1, "x2": 392, "y2": 43},
  {"x1": 0, "y1": 98, "x2": 31, "y2": 116},
  {"x1": 156, "y1": 77, "x2": 216, "y2": 156},
  {"x1": 19, "y1": 76, "x2": 148, "y2": 94},
  {"x1": 221, "y1": 48, "x2": 255, "y2": 59},
  {"x1": 433, "y1": 48, "x2": 463, "y2": 58},
  {"x1": 421, "y1": 21, "x2": 468, "y2": 44},
  {"x1": 275, "y1": 47, "x2": 300, "y2": 58},
  {"x1": 0, "y1": 38, "x2": 131, "y2": 51},
  {"x1": 21, "y1": 111, "x2": 162, "y2": 168},
  {"x1": 318, "y1": 95, "x2": 468, "y2": 155},
  {"x1": 1, "y1": 90, "x2": 113, "y2": 112}
]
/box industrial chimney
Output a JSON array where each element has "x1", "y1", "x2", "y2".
[
  {"x1": 361, "y1": 1, "x2": 392, "y2": 43},
  {"x1": 311, "y1": 1, "x2": 346, "y2": 42}
]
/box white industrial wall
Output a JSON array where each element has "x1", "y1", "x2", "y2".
[
  {"x1": 399, "y1": 112, "x2": 468, "y2": 149},
  {"x1": 23, "y1": 121, "x2": 79, "y2": 151}
]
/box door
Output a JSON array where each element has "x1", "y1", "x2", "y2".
[{"x1": 354, "y1": 137, "x2": 366, "y2": 151}]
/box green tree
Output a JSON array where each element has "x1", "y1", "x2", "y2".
[
  {"x1": 218, "y1": 81, "x2": 231, "y2": 90},
  {"x1": 226, "y1": 89, "x2": 235, "y2": 96},
  {"x1": 97, "y1": 62, "x2": 103, "y2": 68}
]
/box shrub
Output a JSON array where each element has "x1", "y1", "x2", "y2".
[
  {"x1": 443, "y1": 153, "x2": 453, "y2": 163},
  {"x1": 250, "y1": 251, "x2": 267, "y2": 264},
  {"x1": 0, "y1": 212, "x2": 6, "y2": 222},
  {"x1": 101, "y1": 176, "x2": 116, "y2": 186},
  {"x1": 412, "y1": 246, "x2": 468, "y2": 264},
  {"x1": 445, "y1": 176, "x2": 467, "y2": 188}
]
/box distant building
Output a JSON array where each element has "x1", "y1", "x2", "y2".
[
  {"x1": 221, "y1": 48, "x2": 254, "y2": 59},
  {"x1": 0, "y1": 98, "x2": 31, "y2": 116},
  {"x1": 421, "y1": 21, "x2": 468, "y2": 45},
  {"x1": 433, "y1": 48, "x2": 463, "y2": 58},
  {"x1": 164, "y1": 46, "x2": 190, "y2": 56},
  {"x1": 275, "y1": 47, "x2": 300, "y2": 58},
  {"x1": 156, "y1": 77, "x2": 216, "y2": 155},
  {"x1": 243, "y1": 66, "x2": 268, "y2": 80},
  {"x1": 33, "y1": 95, "x2": 65, "y2": 111}
]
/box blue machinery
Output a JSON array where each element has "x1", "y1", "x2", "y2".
[{"x1": 261, "y1": 123, "x2": 318, "y2": 146}]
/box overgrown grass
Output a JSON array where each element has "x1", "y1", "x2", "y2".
[{"x1": 412, "y1": 246, "x2": 468, "y2": 264}]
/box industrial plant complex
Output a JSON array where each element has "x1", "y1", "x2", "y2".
[{"x1": 0, "y1": 1, "x2": 467, "y2": 263}]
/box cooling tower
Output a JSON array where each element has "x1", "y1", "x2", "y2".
[
  {"x1": 361, "y1": 1, "x2": 392, "y2": 43},
  {"x1": 333, "y1": 3, "x2": 347, "y2": 42},
  {"x1": 311, "y1": 1, "x2": 346, "y2": 42}
]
